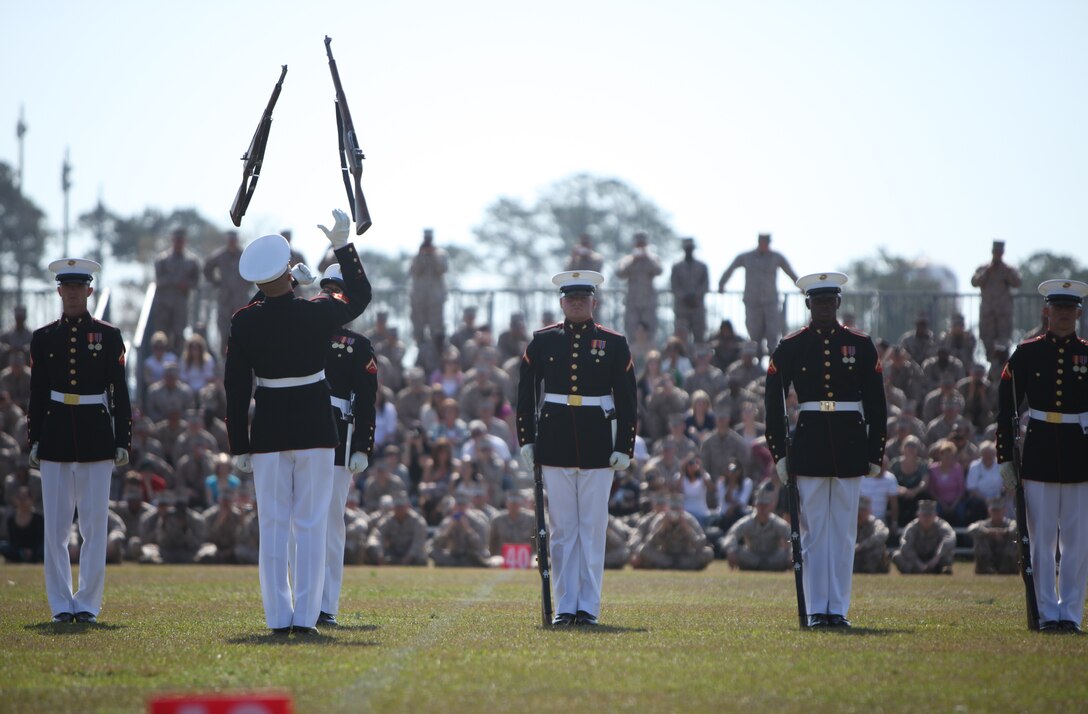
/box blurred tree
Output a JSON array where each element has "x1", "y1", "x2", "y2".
[
  {"x1": 0, "y1": 162, "x2": 48, "y2": 302},
  {"x1": 841, "y1": 249, "x2": 949, "y2": 342},
  {"x1": 1017, "y1": 252, "x2": 1085, "y2": 291},
  {"x1": 473, "y1": 173, "x2": 678, "y2": 288}
]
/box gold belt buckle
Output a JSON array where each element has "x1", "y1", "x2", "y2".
[
  {"x1": 819, "y1": 400, "x2": 836, "y2": 412},
  {"x1": 567, "y1": 394, "x2": 583, "y2": 406},
  {"x1": 1046, "y1": 411, "x2": 1062, "y2": 424},
  {"x1": 63, "y1": 393, "x2": 80, "y2": 405}
]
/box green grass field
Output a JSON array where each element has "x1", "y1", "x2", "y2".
[{"x1": 0, "y1": 562, "x2": 1084, "y2": 713}]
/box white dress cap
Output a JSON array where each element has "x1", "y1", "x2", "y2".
[
  {"x1": 321, "y1": 263, "x2": 344, "y2": 286},
  {"x1": 48, "y1": 258, "x2": 101, "y2": 284},
  {"x1": 239, "y1": 234, "x2": 291, "y2": 283},
  {"x1": 1038, "y1": 279, "x2": 1088, "y2": 306},
  {"x1": 796, "y1": 271, "x2": 849, "y2": 296},
  {"x1": 551, "y1": 270, "x2": 605, "y2": 295}
]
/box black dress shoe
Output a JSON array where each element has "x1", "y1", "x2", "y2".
[
  {"x1": 317, "y1": 612, "x2": 339, "y2": 627},
  {"x1": 574, "y1": 610, "x2": 599, "y2": 626},
  {"x1": 807, "y1": 614, "x2": 829, "y2": 628},
  {"x1": 1058, "y1": 620, "x2": 1082, "y2": 633},
  {"x1": 291, "y1": 625, "x2": 320, "y2": 635},
  {"x1": 1038, "y1": 620, "x2": 1060, "y2": 632},
  {"x1": 74, "y1": 611, "x2": 97, "y2": 624},
  {"x1": 828, "y1": 614, "x2": 851, "y2": 628},
  {"x1": 270, "y1": 626, "x2": 292, "y2": 635},
  {"x1": 551, "y1": 613, "x2": 575, "y2": 626},
  {"x1": 52, "y1": 612, "x2": 75, "y2": 624}
]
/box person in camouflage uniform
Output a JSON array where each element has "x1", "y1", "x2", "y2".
[{"x1": 892, "y1": 500, "x2": 956, "y2": 574}]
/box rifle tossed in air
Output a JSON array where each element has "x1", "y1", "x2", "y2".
[
  {"x1": 324, "y1": 36, "x2": 372, "y2": 235},
  {"x1": 230, "y1": 65, "x2": 287, "y2": 227}
]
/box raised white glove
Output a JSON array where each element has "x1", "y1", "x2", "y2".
[
  {"x1": 233, "y1": 454, "x2": 253, "y2": 473},
  {"x1": 115, "y1": 448, "x2": 129, "y2": 467},
  {"x1": 290, "y1": 262, "x2": 316, "y2": 286},
  {"x1": 349, "y1": 452, "x2": 369, "y2": 474},
  {"x1": 608, "y1": 451, "x2": 631, "y2": 471},
  {"x1": 520, "y1": 444, "x2": 535, "y2": 471},
  {"x1": 1000, "y1": 462, "x2": 1018, "y2": 490},
  {"x1": 318, "y1": 208, "x2": 351, "y2": 249},
  {"x1": 776, "y1": 458, "x2": 790, "y2": 485},
  {"x1": 868, "y1": 463, "x2": 882, "y2": 478},
  {"x1": 29, "y1": 442, "x2": 39, "y2": 468}
]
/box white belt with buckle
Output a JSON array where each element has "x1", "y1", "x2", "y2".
[
  {"x1": 50, "y1": 390, "x2": 108, "y2": 406},
  {"x1": 330, "y1": 395, "x2": 352, "y2": 416},
  {"x1": 254, "y1": 370, "x2": 325, "y2": 389},
  {"x1": 1028, "y1": 408, "x2": 1088, "y2": 432},
  {"x1": 543, "y1": 392, "x2": 615, "y2": 409},
  {"x1": 798, "y1": 400, "x2": 863, "y2": 413}
]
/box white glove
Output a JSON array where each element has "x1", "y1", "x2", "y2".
[
  {"x1": 349, "y1": 452, "x2": 369, "y2": 474},
  {"x1": 520, "y1": 444, "x2": 535, "y2": 471},
  {"x1": 318, "y1": 208, "x2": 351, "y2": 249},
  {"x1": 608, "y1": 451, "x2": 631, "y2": 471},
  {"x1": 776, "y1": 458, "x2": 790, "y2": 485},
  {"x1": 290, "y1": 262, "x2": 316, "y2": 286},
  {"x1": 1000, "y1": 462, "x2": 1018, "y2": 491},
  {"x1": 115, "y1": 448, "x2": 129, "y2": 467},
  {"x1": 29, "y1": 442, "x2": 39, "y2": 468},
  {"x1": 233, "y1": 454, "x2": 253, "y2": 473},
  {"x1": 868, "y1": 463, "x2": 882, "y2": 478}
]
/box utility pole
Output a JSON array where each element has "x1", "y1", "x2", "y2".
[
  {"x1": 62, "y1": 148, "x2": 72, "y2": 257},
  {"x1": 15, "y1": 106, "x2": 26, "y2": 190}
]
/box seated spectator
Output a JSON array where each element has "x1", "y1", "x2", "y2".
[
  {"x1": 605, "y1": 516, "x2": 633, "y2": 569},
  {"x1": 708, "y1": 319, "x2": 743, "y2": 372},
  {"x1": 891, "y1": 435, "x2": 930, "y2": 528},
  {"x1": 683, "y1": 349, "x2": 727, "y2": 404},
  {"x1": 1, "y1": 486, "x2": 44, "y2": 563},
  {"x1": 429, "y1": 398, "x2": 469, "y2": 448},
  {"x1": 643, "y1": 375, "x2": 690, "y2": 443},
  {"x1": 948, "y1": 420, "x2": 980, "y2": 475},
  {"x1": 724, "y1": 342, "x2": 764, "y2": 393},
  {"x1": 374, "y1": 387, "x2": 399, "y2": 452},
  {"x1": 653, "y1": 413, "x2": 698, "y2": 462},
  {"x1": 921, "y1": 346, "x2": 965, "y2": 395},
  {"x1": 672, "y1": 453, "x2": 717, "y2": 528},
  {"x1": 732, "y1": 401, "x2": 766, "y2": 453},
  {"x1": 928, "y1": 439, "x2": 970, "y2": 527},
  {"x1": 172, "y1": 409, "x2": 219, "y2": 465},
  {"x1": 853, "y1": 496, "x2": 890, "y2": 573},
  {"x1": 430, "y1": 347, "x2": 465, "y2": 398},
  {"x1": 361, "y1": 460, "x2": 409, "y2": 514},
  {"x1": 661, "y1": 336, "x2": 694, "y2": 385},
  {"x1": 461, "y1": 419, "x2": 511, "y2": 463},
  {"x1": 174, "y1": 440, "x2": 216, "y2": 510},
  {"x1": 700, "y1": 414, "x2": 749, "y2": 481},
  {"x1": 142, "y1": 330, "x2": 178, "y2": 387},
  {"x1": 967, "y1": 497, "x2": 1019, "y2": 575},
  {"x1": 342, "y1": 490, "x2": 371, "y2": 565},
  {"x1": 957, "y1": 364, "x2": 994, "y2": 433},
  {"x1": 3, "y1": 456, "x2": 42, "y2": 515},
  {"x1": 632, "y1": 495, "x2": 714, "y2": 571},
  {"x1": 720, "y1": 488, "x2": 790, "y2": 571},
  {"x1": 235, "y1": 496, "x2": 260, "y2": 565},
  {"x1": 204, "y1": 453, "x2": 242, "y2": 516},
  {"x1": 396, "y1": 368, "x2": 431, "y2": 428},
  {"x1": 141, "y1": 493, "x2": 205, "y2": 564},
  {"x1": 145, "y1": 364, "x2": 196, "y2": 423},
  {"x1": 713, "y1": 460, "x2": 753, "y2": 534},
  {"x1": 429, "y1": 491, "x2": 490, "y2": 567},
  {"x1": 684, "y1": 389, "x2": 717, "y2": 442},
  {"x1": 0, "y1": 351, "x2": 31, "y2": 414},
  {"x1": 366, "y1": 492, "x2": 428, "y2": 566},
  {"x1": 892, "y1": 500, "x2": 956, "y2": 574},
  {"x1": 937, "y1": 313, "x2": 977, "y2": 372},
  {"x1": 178, "y1": 334, "x2": 216, "y2": 396},
  {"x1": 488, "y1": 491, "x2": 536, "y2": 560},
  {"x1": 859, "y1": 457, "x2": 899, "y2": 537},
  {"x1": 418, "y1": 438, "x2": 459, "y2": 525},
  {"x1": 111, "y1": 473, "x2": 155, "y2": 561},
  {"x1": 965, "y1": 441, "x2": 1002, "y2": 505},
  {"x1": 196, "y1": 486, "x2": 244, "y2": 563},
  {"x1": 70, "y1": 509, "x2": 127, "y2": 565}
]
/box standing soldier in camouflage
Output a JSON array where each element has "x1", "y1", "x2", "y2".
[
  {"x1": 409, "y1": 228, "x2": 449, "y2": 353},
  {"x1": 153, "y1": 228, "x2": 202, "y2": 355},
  {"x1": 616, "y1": 232, "x2": 663, "y2": 340},
  {"x1": 315, "y1": 263, "x2": 378, "y2": 627},
  {"x1": 765, "y1": 272, "x2": 887, "y2": 628},
  {"x1": 203, "y1": 230, "x2": 253, "y2": 356},
  {"x1": 517, "y1": 270, "x2": 638, "y2": 626},
  {"x1": 29, "y1": 258, "x2": 132, "y2": 624},
  {"x1": 997, "y1": 279, "x2": 1088, "y2": 632},
  {"x1": 972, "y1": 240, "x2": 1022, "y2": 361},
  {"x1": 718, "y1": 233, "x2": 799, "y2": 357},
  {"x1": 670, "y1": 237, "x2": 710, "y2": 343}
]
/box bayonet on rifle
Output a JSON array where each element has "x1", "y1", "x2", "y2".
[
  {"x1": 230, "y1": 65, "x2": 287, "y2": 227},
  {"x1": 325, "y1": 36, "x2": 372, "y2": 235}
]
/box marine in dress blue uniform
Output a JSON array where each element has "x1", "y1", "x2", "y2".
[
  {"x1": 516, "y1": 271, "x2": 637, "y2": 626},
  {"x1": 764, "y1": 272, "x2": 886, "y2": 628},
  {"x1": 28, "y1": 258, "x2": 132, "y2": 624},
  {"x1": 225, "y1": 210, "x2": 372, "y2": 634},
  {"x1": 315, "y1": 263, "x2": 378, "y2": 627},
  {"x1": 997, "y1": 279, "x2": 1088, "y2": 633}
]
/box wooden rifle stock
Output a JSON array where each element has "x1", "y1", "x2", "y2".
[
  {"x1": 230, "y1": 65, "x2": 287, "y2": 227},
  {"x1": 532, "y1": 460, "x2": 553, "y2": 627},
  {"x1": 325, "y1": 36, "x2": 372, "y2": 235}
]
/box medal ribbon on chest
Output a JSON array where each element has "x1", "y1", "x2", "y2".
[
  {"x1": 87, "y1": 333, "x2": 103, "y2": 351},
  {"x1": 841, "y1": 345, "x2": 855, "y2": 364},
  {"x1": 590, "y1": 339, "x2": 606, "y2": 356}
]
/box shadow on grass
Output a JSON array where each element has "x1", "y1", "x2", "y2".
[
  {"x1": 331, "y1": 623, "x2": 380, "y2": 632},
  {"x1": 225, "y1": 632, "x2": 381, "y2": 647},
  {"x1": 804, "y1": 626, "x2": 914, "y2": 636},
  {"x1": 24, "y1": 622, "x2": 126, "y2": 635},
  {"x1": 543, "y1": 624, "x2": 649, "y2": 634}
]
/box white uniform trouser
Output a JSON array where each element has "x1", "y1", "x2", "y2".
[
  {"x1": 541, "y1": 466, "x2": 612, "y2": 617},
  {"x1": 253, "y1": 449, "x2": 334, "y2": 629},
  {"x1": 796, "y1": 475, "x2": 862, "y2": 618},
  {"x1": 1024, "y1": 480, "x2": 1088, "y2": 626},
  {"x1": 321, "y1": 465, "x2": 355, "y2": 616},
  {"x1": 39, "y1": 460, "x2": 113, "y2": 617}
]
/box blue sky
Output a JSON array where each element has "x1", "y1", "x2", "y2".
[{"x1": 3, "y1": 1, "x2": 1086, "y2": 292}]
